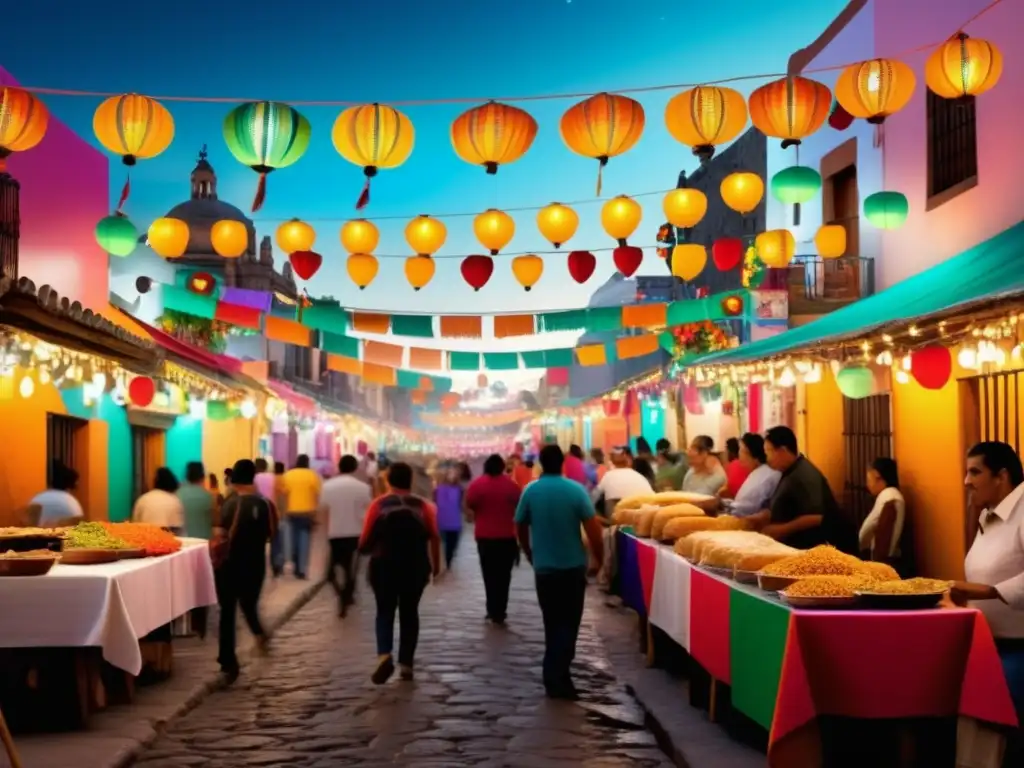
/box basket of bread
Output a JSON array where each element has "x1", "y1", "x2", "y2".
[{"x1": 612, "y1": 492, "x2": 716, "y2": 534}]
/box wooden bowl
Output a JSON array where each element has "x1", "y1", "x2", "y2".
[
  {"x1": 60, "y1": 549, "x2": 121, "y2": 565},
  {"x1": 117, "y1": 548, "x2": 148, "y2": 560},
  {"x1": 0, "y1": 556, "x2": 59, "y2": 577}
]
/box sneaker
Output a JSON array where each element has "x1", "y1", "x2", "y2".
[
  {"x1": 372, "y1": 655, "x2": 395, "y2": 685},
  {"x1": 399, "y1": 664, "x2": 414, "y2": 681}
]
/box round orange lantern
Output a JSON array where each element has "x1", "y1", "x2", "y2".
[
  {"x1": 211, "y1": 220, "x2": 248, "y2": 258},
  {"x1": 0, "y1": 86, "x2": 49, "y2": 171},
  {"x1": 601, "y1": 195, "x2": 642, "y2": 244},
  {"x1": 451, "y1": 101, "x2": 538, "y2": 174},
  {"x1": 347, "y1": 253, "x2": 379, "y2": 290},
  {"x1": 670, "y1": 244, "x2": 707, "y2": 282},
  {"x1": 537, "y1": 203, "x2": 579, "y2": 248},
  {"x1": 663, "y1": 189, "x2": 707, "y2": 228},
  {"x1": 814, "y1": 224, "x2": 847, "y2": 259},
  {"x1": 332, "y1": 103, "x2": 415, "y2": 209},
  {"x1": 94, "y1": 93, "x2": 174, "y2": 211},
  {"x1": 512, "y1": 254, "x2": 543, "y2": 291},
  {"x1": 405, "y1": 215, "x2": 447, "y2": 256},
  {"x1": 473, "y1": 209, "x2": 515, "y2": 255},
  {"x1": 560, "y1": 93, "x2": 645, "y2": 194},
  {"x1": 340, "y1": 219, "x2": 379, "y2": 254},
  {"x1": 276, "y1": 219, "x2": 315, "y2": 253},
  {"x1": 756, "y1": 229, "x2": 796, "y2": 268},
  {"x1": 835, "y1": 59, "x2": 916, "y2": 124},
  {"x1": 925, "y1": 33, "x2": 1003, "y2": 99},
  {"x1": 720, "y1": 172, "x2": 765, "y2": 215},
  {"x1": 147, "y1": 217, "x2": 190, "y2": 258},
  {"x1": 748, "y1": 75, "x2": 832, "y2": 148},
  {"x1": 404, "y1": 256, "x2": 436, "y2": 291},
  {"x1": 664, "y1": 86, "x2": 747, "y2": 162}
]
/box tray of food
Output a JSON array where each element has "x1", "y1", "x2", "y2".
[
  {"x1": 0, "y1": 549, "x2": 60, "y2": 576},
  {"x1": 100, "y1": 522, "x2": 182, "y2": 556},
  {"x1": 734, "y1": 569, "x2": 760, "y2": 585},
  {"x1": 855, "y1": 578, "x2": 952, "y2": 610},
  {"x1": 758, "y1": 573, "x2": 799, "y2": 592},
  {"x1": 0, "y1": 526, "x2": 64, "y2": 553},
  {"x1": 117, "y1": 548, "x2": 148, "y2": 560},
  {"x1": 781, "y1": 594, "x2": 859, "y2": 609},
  {"x1": 60, "y1": 548, "x2": 121, "y2": 565},
  {"x1": 61, "y1": 522, "x2": 132, "y2": 562},
  {"x1": 779, "y1": 575, "x2": 872, "y2": 610}
]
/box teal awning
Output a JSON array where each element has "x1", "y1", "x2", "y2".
[{"x1": 692, "y1": 220, "x2": 1024, "y2": 366}]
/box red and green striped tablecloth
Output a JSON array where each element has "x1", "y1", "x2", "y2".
[{"x1": 616, "y1": 532, "x2": 1017, "y2": 765}]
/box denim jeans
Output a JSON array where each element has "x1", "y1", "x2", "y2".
[
  {"x1": 288, "y1": 515, "x2": 313, "y2": 578},
  {"x1": 370, "y1": 563, "x2": 426, "y2": 666},
  {"x1": 534, "y1": 566, "x2": 587, "y2": 692},
  {"x1": 270, "y1": 524, "x2": 286, "y2": 576}
]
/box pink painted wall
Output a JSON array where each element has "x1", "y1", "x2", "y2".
[
  {"x1": 875, "y1": 0, "x2": 1022, "y2": 288},
  {"x1": 0, "y1": 67, "x2": 109, "y2": 310}
]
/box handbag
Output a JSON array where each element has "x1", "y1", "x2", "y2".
[{"x1": 209, "y1": 495, "x2": 243, "y2": 570}]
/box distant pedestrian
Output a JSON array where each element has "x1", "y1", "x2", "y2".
[
  {"x1": 322, "y1": 455, "x2": 372, "y2": 616},
  {"x1": 269, "y1": 461, "x2": 287, "y2": 576},
  {"x1": 281, "y1": 454, "x2": 322, "y2": 580},
  {"x1": 466, "y1": 454, "x2": 522, "y2": 625},
  {"x1": 516, "y1": 445, "x2": 604, "y2": 700},
  {"x1": 360, "y1": 462, "x2": 441, "y2": 684},
  {"x1": 133, "y1": 467, "x2": 185, "y2": 534},
  {"x1": 211, "y1": 459, "x2": 276, "y2": 684},
  {"x1": 435, "y1": 467, "x2": 465, "y2": 570}
]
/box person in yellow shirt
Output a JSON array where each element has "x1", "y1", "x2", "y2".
[{"x1": 281, "y1": 454, "x2": 322, "y2": 580}]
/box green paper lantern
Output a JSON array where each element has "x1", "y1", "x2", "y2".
[
  {"x1": 207, "y1": 401, "x2": 231, "y2": 421},
  {"x1": 770, "y1": 166, "x2": 822, "y2": 205},
  {"x1": 863, "y1": 191, "x2": 909, "y2": 230},
  {"x1": 836, "y1": 366, "x2": 874, "y2": 399},
  {"x1": 95, "y1": 215, "x2": 138, "y2": 257}
]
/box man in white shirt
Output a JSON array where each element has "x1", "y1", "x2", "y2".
[{"x1": 322, "y1": 455, "x2": 373, "y2": 617}]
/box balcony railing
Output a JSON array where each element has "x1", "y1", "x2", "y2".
[{"x1": 765, "y1": 256, "x2": 875, "y2": 316}]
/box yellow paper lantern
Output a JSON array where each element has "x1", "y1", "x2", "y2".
[
  {"x1": 405, "y1": 215, "x2": 447, "y2": 256},
  {"x1": 405, "y1": 255, "x2": 436, "y2": 291},
  {"x1": 347, "y1": 253, "x2": 379, "y2": 290},
  {"x1": 512, "y1": 254, "x2": 543, "y2": 291},
  {"x1": 814, "y1": 225, "x2": 847, "y2": 259},
  {"x1": 210, "y1": 220, "x2": 248, "y2": 258},
  {"x1": 835, "y1": 59, "x2": 916, "y2": 124},
  {"x1": 147, "y1": 217, "x2": 189, "y2": 258},
  {"x1": 332, "y1": 103, "x2": 415, "y2": 208},
  {"x1": 536, "y1": 203, "x2": 579, "y2": 248},
  {"x1": 925, "y1": 33, "x2": 1003, "y2": 99},
  {"x1": 451, "y1": 101, "x2": 538, "y2": 173},
  {"x1": 662, "y1": 189, "x2": 707, "y2": 228},
  {"x1": 720, "y1": 172, "x2": 765, "y2": 215},
  {"x1": 276, "y1": 219, "x2": 315, "y2": 253},
  {"x1": 93, "y1": 93, "x2": 175, "y2": 165},
  {"x1": 664, "y1": 86, "x2": 748, "y2": 162},
  {"x1": 670, "y1": 244, "x2": 707, "y2": 282},
  {"x1": 756, "y1": 229, "x2": 796, "y2": 268},
  {"x1": 473, "y1": 209, "x2": 515, "y2": 255},
  {"x1": 601, "y1": 195, "x2": 642, "y2": 243},
  {"x1": 340, "y1": 219, "x2": 380, "y2": 254}
]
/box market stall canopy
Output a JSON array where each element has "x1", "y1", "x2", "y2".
[
  {"x1": 691, "y1": 219, "x2": 1024, "y2": 367},
  {"x1": 0, "y1": 277, "x2": 160, "y2": 373}
]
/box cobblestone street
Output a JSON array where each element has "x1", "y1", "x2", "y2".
[{"x1": 131, "y1": 542, "x2": 675, "y2": 768}]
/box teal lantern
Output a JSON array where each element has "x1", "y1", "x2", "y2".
[
  {"x1": 770, "y1": 165, "x2": 822, "y2": 204},
  {"x1": 836, "y1": 366, "x2": 874, "y2": 399},
  {"x1": 863, "y1": 191, "x2": 909, "y2": 229},
  {"x1": 223, "y1": 101, "x2": 311, "y2": 213},
  {"x1": 95, "y1": 214, "x2": 138, "y2": 257}
]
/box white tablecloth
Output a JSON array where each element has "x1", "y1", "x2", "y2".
[
  {"x1": 0, "y1": 541, "x2": 217, "y2": 674},
  {"x1": 648, "y1": 543, "x2": 692, "y2": 651}
]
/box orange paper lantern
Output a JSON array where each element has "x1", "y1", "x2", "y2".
[
  {"x1": 536, "y1": 203, "x2": 579, "y2": 248},
  {"x1": 664, "y1": 86, "x2": 747, "y2": 162},
  {"x1": 601, "y1": 195, "x2": 642, "y2": 244},
  {"x1": 756, "y1": 229, "x2": 796, "y2": 268},
  {"x1": 147, "y1": 217, "x2": 190, "y2": 258},
  {"x1": 405, "y1": 215, "x2": 447, "y2": 256},
  {"x1": 748, "y1": 75, "x2": 832, "y2": 148},
  {"x1": 662, "y1": 189, "x2": 707, "y2": 228},
  {"x1": 560, "y1": 93, "x2": 645, "y2": 194},
  {"x1": 473, "y1": 209, "x2": 515, "y2": 255},
  {"x1": 720, "y1": 172, "x2": 765, "y2": 215},
  {"x1": 276, "y1": 219, "x2": 315, "y2": 253},
  {"x1": 512, "y1": 255, "x2": 543, "y2": 291},
  {"x1": 210, "y1": 220, "x2": 248, "y2": 258},
  {"x1": 835, "y1": 59, "x2": 916, "y2": 124},
  {"x1": 340, "y1": 219, "x2": 380, "y2": 254},
  {"x1": 451, "y1": 101, "x2": 537, "y2": 173},
  {"x1": 0, "y1": 86, "x2": 49, "y2": 171},
  {"x1": 925, "y1": 33, "x2": 1003, "y2": 99},
  {"x1": 347, "y1": 253, "x2": 379, "y2": 290},
  {"x1": 404, "y1": 256, "x2": 436, "y2": 291}
]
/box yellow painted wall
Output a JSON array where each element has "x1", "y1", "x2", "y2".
[
  {"x1": 202, "y1": 417, "x2": 258, "y2": 477},
  {"x1": 800, "y1": 370, "x2": 846, "y2": 498}
]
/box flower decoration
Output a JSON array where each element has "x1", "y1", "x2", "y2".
[{"x1": 670, "y1": 321, "x2": 732, "y2": 358}]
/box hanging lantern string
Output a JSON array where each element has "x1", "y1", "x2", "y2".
[
  {"x1": 342, "y1": 241, "x2": 671, "y2": 260},
  {"x1": 9, "y1": 0, "x2": 1002, "y2": 106}
]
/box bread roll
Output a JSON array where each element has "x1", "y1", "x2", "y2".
[
  {"x1": 615, "y1": 491, "x2": 715, "y2": 511},
  {"x1": 652, "y1": 504, "x2": 706, "y2": 539},
  {"x1": 634, "y1": 508, "x2": 658, "y2": 537},
  {"x1": 661, "y1": 515, "x2": 719, "y2": 540}
]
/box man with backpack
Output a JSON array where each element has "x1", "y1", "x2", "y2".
[{"x1": 359, "y1": 462, "x2": 441, "y2": 684}]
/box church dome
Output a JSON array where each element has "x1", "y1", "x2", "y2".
[{"x1": 163, "y1": 147, "x2": 257, "y2": 258}]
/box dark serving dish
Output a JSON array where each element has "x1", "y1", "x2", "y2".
[
  {"x1": 0, "y1": 534, "x2": 63, "y2": 554},
  {"x1": 854, "y1": 591, "x2": 945, "y2": 610}
]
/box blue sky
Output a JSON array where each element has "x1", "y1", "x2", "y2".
[{"x1": 3, "y1": 0, "x2": 848, "y2": 388}]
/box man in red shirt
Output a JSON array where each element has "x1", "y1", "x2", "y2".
[
  {"x1": 359, "y1": 462, "x2": 441, "y2": 684},
  {"x1": 508, "y1": 454, "x2": 534, "y2": 489},
  {"x1": 466, "y1": 454, "x2": 522, "y2": 625}
]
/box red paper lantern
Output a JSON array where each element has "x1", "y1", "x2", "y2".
[
  {"x1": 828, "y1": 101, "x2": 855, "y2": 131},
  {"x1": 602, "y1": 398, "x2": 621, "y2": 417},
  {"x1": 712, "y1": 238, "x2": 743, "y2": 271},
  {"x1": 128, "y1": 376, "x2": 155, "y2": 407},
  {"x1": 613, "y1": 245, "x2": 643, "y2": 277},
  {"x1": 289, "y1": 250, "x2": 322, "y2": 280},
  {"x1": 460, "y1": 254, "x2": 494, "y2": 291},
  {"x1": 910, "y1": 345, "x2": 952, "y2": 390},
  {"x1": 567, "y1": 250, "x2": 596, "y2": 284}
]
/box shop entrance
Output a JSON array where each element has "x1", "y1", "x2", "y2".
[{"x1": 842, "y1": 393, "x2": 893, "y2": 525}]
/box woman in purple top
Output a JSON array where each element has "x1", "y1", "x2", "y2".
[{"x1": 434, "y1": 468, "x2": 465, "y2": 570}]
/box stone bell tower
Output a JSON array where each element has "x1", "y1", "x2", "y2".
[{"x1": 190, "y1": 145, "x2": 217, "y2": 200}]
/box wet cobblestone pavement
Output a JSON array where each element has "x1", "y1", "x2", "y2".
[{"x1": 131, "y1": 545, "x2": 674, "y2": 768}]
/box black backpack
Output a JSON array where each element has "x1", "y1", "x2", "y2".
[{"x1": 360, "y1": 494, "x2": 431, "y2": 576}]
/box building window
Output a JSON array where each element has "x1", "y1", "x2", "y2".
[
  {"x1": 927, "y1": 91, "x2": 978, "y2": 203},
  {"x1": 47, "y1": 414, "x2": 86, "y2": 486}
]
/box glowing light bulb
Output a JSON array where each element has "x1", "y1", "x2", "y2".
[
  {"x1": 901, "y1": 355, "x2": 912, "y2": 371},
  {"x1": 958, "y1": 346, "x2": 978, "y2": 369},
  {"x1": 18, "y1": 376, "x2": 33, "y2": 398},
  {"x1": 38, "y1": 367, "x2": 51, "y2": 385},
  {"x1": 189, "y1": 399, "x2": 207, "y2": 420},
  {"x1": 778, "y1": 367, "x2": 797, "y2": 387},
  {"x1": 875, "y1": 350, "x2": 893, "y2": 366},
  {"x1": 92, "y1": 372, "x2": 107, "y2": 391},
  {"x1": 804, "y1": 364, "x2": 823, "y2": 384},
  {"x1": 895, "y1": 370, "x2": 910, "y2": 384},
  {"x1": 240, "y1": 399, "x2": 257, "y2": 419}
]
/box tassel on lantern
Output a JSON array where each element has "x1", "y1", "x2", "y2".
[
  {"x1": 252, "y1": 171, "x2": 268, "y2": 213},
  {"x1": 595, "y1": 156, "x2": 607, "y2": 196},
  {"x1": 356, "y1": 166, "x2": 376, "y2": 210},
  {"x1": 116, "y1": 173, "x2": 131, "y2": 214}
]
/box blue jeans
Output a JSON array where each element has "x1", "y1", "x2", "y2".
[
  {"x1": 288, "y1": 515, "x2": 313, "y2": 578},
  {"x1": 270, "y1": 524, "x2": 286, "y2": 575},
  {"x1": 535, "y1": 566, "x2": 587, "y2": 692}
]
